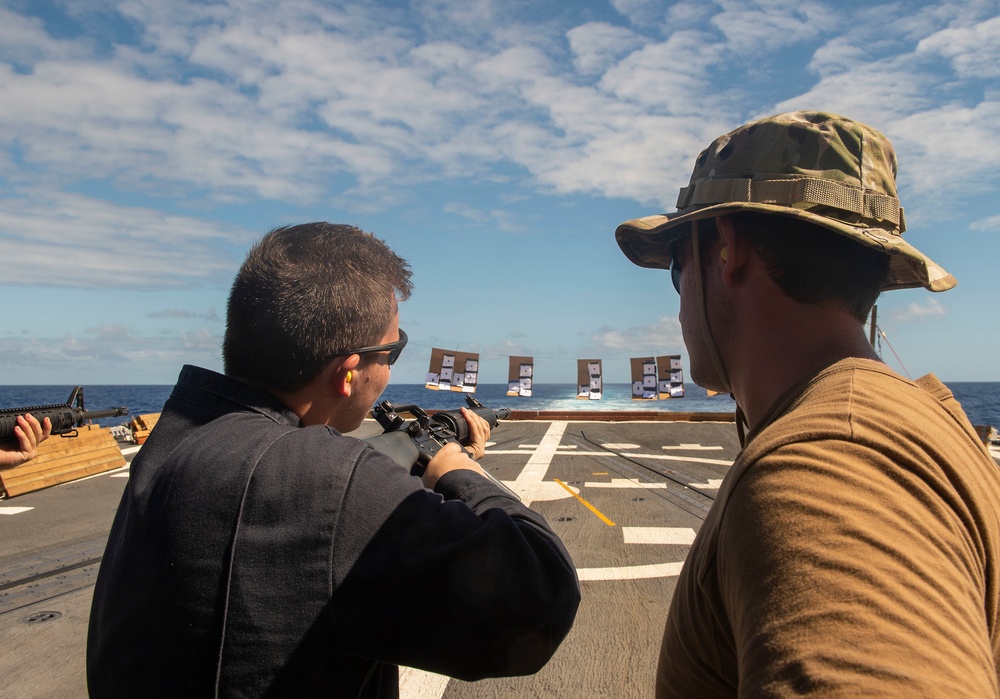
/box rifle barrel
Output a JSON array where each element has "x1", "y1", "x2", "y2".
[{"x1": 0, "y1": 406, "x2": 129, "y2": 440}]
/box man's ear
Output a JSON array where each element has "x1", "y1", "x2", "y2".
[
  {"x1": 715, "y1": 215, "x2": 738, "y2": 250},
  {"x1": 714, "y1": 215, "x2": 746, "y2": 283},
  {"x1": 333, "y1": 354, "x2": 361, "y2": 397}
]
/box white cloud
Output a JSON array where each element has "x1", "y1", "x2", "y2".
[
  {"x1": 148, "y1": 308, "x2": 221, "y2": 321},
  {"x1": 711, "y1": 0, "x2": 836, "y2": 55},
  {"x1": 178, "y1": 327, "x2": 222, "y2": 353},
  {"x1": 567, "y1": 22, "x2": 644, "y2": 76},
  {"x1": 917, "y1": 15, "x2": 1000, "y2": 79},
  {"x1": 479, "y1": 336, "x2": 538, "y2": 361},
  {"x1": 443, "y1": 202, "x2": 490, "y2": 223},
  {"x1": 611, "y1": 0, "x2": 670, "y2": 27},
  {"x1": 0, "y1": 190, "x2": 248, "y2": 288},
  {"x1": 1, "y1": 0, "x2": 998, "y2": 246},
  {"x1": 411, "y1": 0, "x2": 503, "y2": 42},
  {"x1": 0, "y1": 0, "x2": 995, "y2": 383},
  {"x1": 590, "y1": 316, "x2": 683, "y2": 352},
  {"x1": 0, "y1": 4, "x2": 491, "y2": 202},
  {"x1": 442, "y1": 202, "x2": 529, "y2": 233},
  {"x1": 599, "y1": 29, "x2": 727, "y2": 113},
  {"x1": 0, "y1": 7, "x2": 90, "y2": 65},
  {"x1": 891, "y1": 102, "x2": 1000, "y2": 196},
  {"x1": 779, "y1": 49, "x2": 940, "y2": 126},
  {"x1": 0, "y1": 0, "x2": 733, "y2": 213},
  {"x1": 886, "y1": 298, "x2": 947, "y2": 323},
  {"x1": 0, "y1": 323, "x2": 222, "y2": 382},
  {"x1": 666, "y1": 2, "x2": 714, "y2": 27},
  {"x1": 970, "y1": 214, "x2": 1000, "y2": 233}
]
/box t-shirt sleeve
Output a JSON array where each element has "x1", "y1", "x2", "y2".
[{"x1": 719, "y1": 439, "x2": 997, "y2": 697}]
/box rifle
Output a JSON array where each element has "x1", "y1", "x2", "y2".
[
  {"x1": 0, "y1": 387, "x2": 130, "y2": 440},
  {"x1": 364, "y1": 395, "x2": 520, "y2": 500}
]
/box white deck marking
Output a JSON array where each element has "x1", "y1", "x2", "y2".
[
  {"x1": 399, "y1": 666, "x2": 450, "y2": 698},
  {"x1": 599, "y1": 442, "x2": 639, "y2": 450},
  {"x1": 628, "y1": 453, "x2": 731, "y2": 466},
  {"x1": 71, "y1": 464, "x2": 129, "y2": 483},
  {"x1": 623, "y1": 527, "x2": 697, "y2": 545},
  {"x1": 509, "y1": 421, "x2": 573, "y2": 507},
  {"x1": 515, "y1": 443, "x2": 577, "y2": 449},
  {"x1": 663, "y1": 443, "x2": 723, "y2": 450},
  {"x1": 493, "y1": 450, "x2": 731, "y2": 465},
  {"x1": 490, "y1": 449, "x2": 591, "y2": 455},
  {"x1": 585, "y1": 478, "x2": 667, "y2": 489},
  {"x1": 397, "y1": 422, "x2": 572, "y2": 699},
  {"x1": 504, "y1": 426, "x2": 709, "y2": 585},
  {"x1": 688, "y1": 478, "x2": 723, "y2": 489},
  {"x1": 576, "y1": 561, "x2": 685, "y2": 581},
  {"x1": 0, "y1": 506, "x2": 34, "y2": 515}
]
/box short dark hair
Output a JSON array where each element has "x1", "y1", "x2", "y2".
[
  {"x1": 223, "y1": 223, "x2": 412, "y2": 393},
  {"x1": 726, "y1": 213, "x2": 889, "y2": 322}
]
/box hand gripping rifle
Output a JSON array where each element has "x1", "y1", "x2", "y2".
[
  {"x1": 0, "y1": 387, "x2": 130, "y2": 440},
  {"x1": 364, "y1": 395, "x2": 520, "y2": 500}
]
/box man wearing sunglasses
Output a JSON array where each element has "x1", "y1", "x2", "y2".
[
  {"x1": 88, "y1": 223, "x2": 580, "y2": 698},
  {"x1": 616, "y1": 112, "x2": 1000, "y2": 697}
]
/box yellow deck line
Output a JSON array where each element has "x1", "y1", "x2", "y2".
[{"x1": 554, "y1": 478, "x2": 616, "y2": 527}]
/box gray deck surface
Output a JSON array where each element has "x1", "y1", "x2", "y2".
[{"x1": 0, "y1": 417, "x2": 757, "y2": 697}]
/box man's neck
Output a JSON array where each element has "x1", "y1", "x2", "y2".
[
  {"x1": 727, "y1": 300, "x2": 881, "y2": 431},
  {"x1": 271, "y1": 382, "x2": 329, "y2": 426}
]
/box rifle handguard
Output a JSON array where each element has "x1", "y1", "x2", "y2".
[
  {"x1": 363, "y1": 396, "x2": 520, "y2": 500},
  {"x1": 0, "y1": 387, "x2": 129, "y2": 440}
]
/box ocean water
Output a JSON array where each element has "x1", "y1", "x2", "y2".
[{"x1": 1, "y1": 381, "x2": 997, "y2": 429}]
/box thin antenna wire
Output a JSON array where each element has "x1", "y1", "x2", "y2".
[{"x1": 877, "y1": 326, "x2": 911, "y2": 379}]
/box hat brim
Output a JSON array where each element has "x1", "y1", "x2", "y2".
[{"x1": 615, "y1": 203, "x2": 957, "y2": 292}]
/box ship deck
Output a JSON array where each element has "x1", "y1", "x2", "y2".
[{"x1": 1, "y1": 414, "x2": 997, "y2": 698}]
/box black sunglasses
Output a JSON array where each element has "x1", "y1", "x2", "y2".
[
  {"x1": 335, "y1": 328, "x2": 408, "y2": 366},
  {"x1": 669, "y1": 239, "x2": 685, "y2": 294}
]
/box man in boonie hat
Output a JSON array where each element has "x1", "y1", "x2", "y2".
[{"x1": 616, "y1": 111, "x2": 1000, "y2": 698}]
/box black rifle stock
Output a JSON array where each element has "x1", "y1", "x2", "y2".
[
  {"x1": 364, "y1": 395, "x2": 519, "y2": 500},
  {"x1": 0, "y1": 387, "x2": 129, "y2": 440}
]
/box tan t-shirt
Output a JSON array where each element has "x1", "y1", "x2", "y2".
[{"x1": 658, "y1": 359, "x2": 1000, "y2": 698}]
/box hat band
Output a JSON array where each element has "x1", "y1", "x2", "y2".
[{"x1": 676, "y1": 176, "x2": 905, "y2": 231}]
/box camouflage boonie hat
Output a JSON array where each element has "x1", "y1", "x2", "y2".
[{"x1": 615, "y1": 111, "x2": 956, "y2": 292}]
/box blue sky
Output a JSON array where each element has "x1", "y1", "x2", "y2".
[{"x1": 1, "y1": 0, "x2": 998, "y2": 386}]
